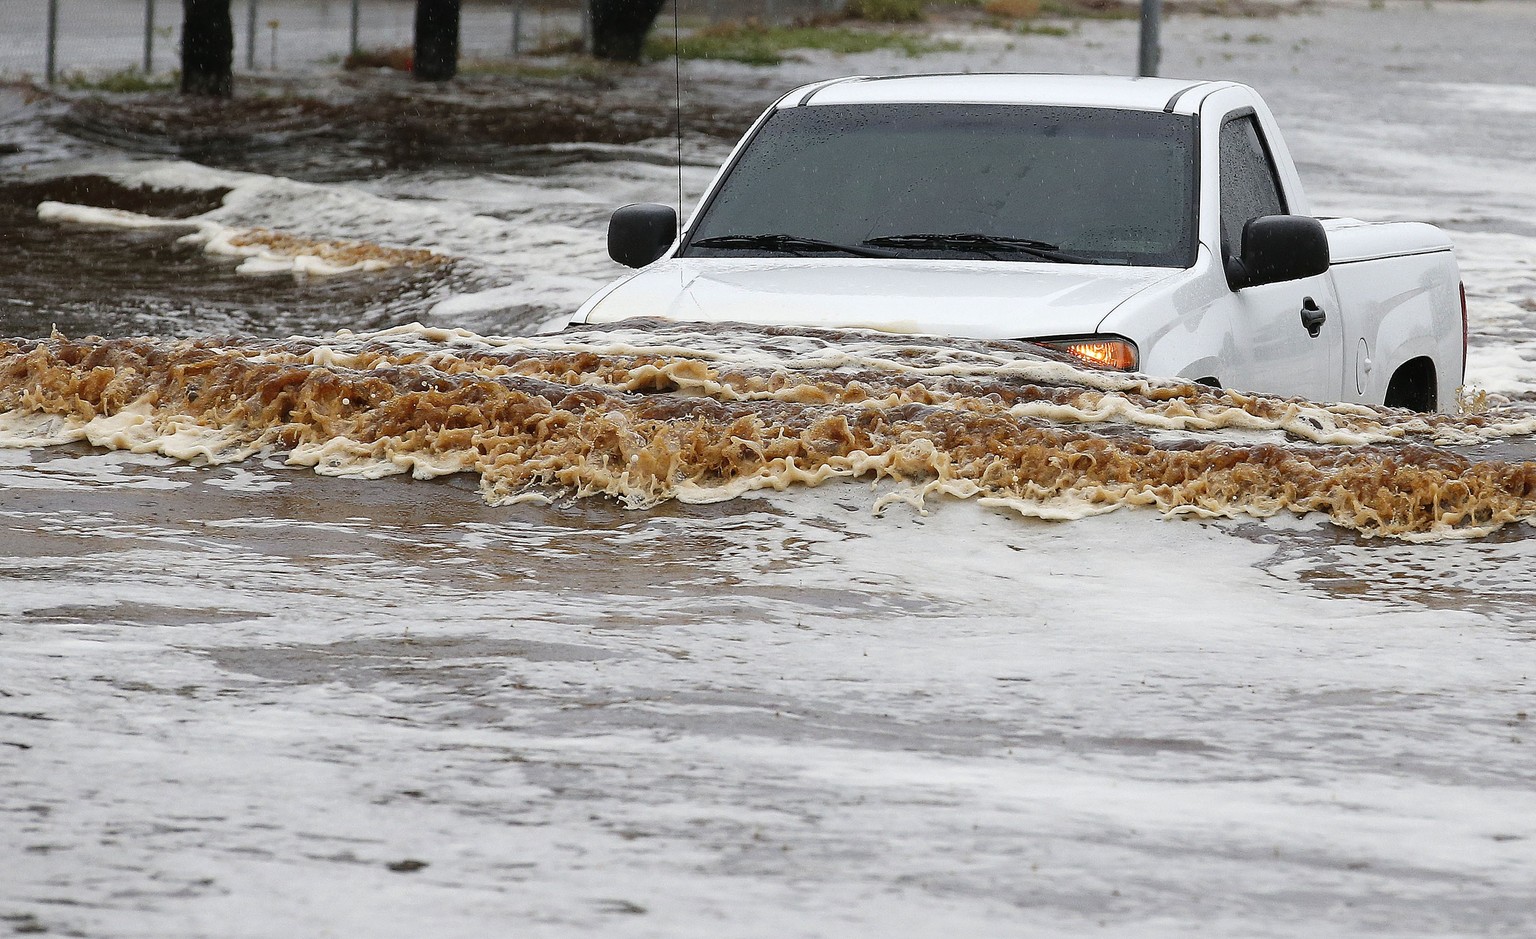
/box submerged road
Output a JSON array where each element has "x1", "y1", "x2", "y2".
[
  {"x1": 2, "y1": 1, "x2": 1536, "y2": 935},
  {"x1": 3, "y1": 446, "x2": 1535, "y2": 936}
]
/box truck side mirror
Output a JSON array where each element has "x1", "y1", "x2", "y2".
[
  {"x1": 608, "y1": 203, "x2": 678, "y2": 268},
  {"x1": 1226, "y1": 215, "x2": 1330, "y2": 290}
]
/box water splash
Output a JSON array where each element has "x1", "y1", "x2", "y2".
[{"x1": 4, "y1": 319, "x2": 1536, "y2": 540}]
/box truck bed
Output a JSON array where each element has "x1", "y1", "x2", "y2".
[{"x1": 1321, "y1": 217, "x2": 1456, "y2": 265}]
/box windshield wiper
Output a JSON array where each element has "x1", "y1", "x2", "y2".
[
  {"x1": 691, "y1": 234, "x2": 900, "y2": 259},
  {"x1": 863, "y1": 233, "x2": 1096, "y2": 264}
]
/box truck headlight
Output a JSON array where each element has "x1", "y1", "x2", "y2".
[{"x1": 1031, "y1": 335, "x2": 1140, "y2": 371}]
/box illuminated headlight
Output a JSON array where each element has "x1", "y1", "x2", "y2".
[{"x1": 1032, "y1": 335, "x2": 1140, "y2": 371}]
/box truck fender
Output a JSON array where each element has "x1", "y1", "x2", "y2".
[{"x1": 1367, "y1": 279, "x2": 1456, "y2": 410}]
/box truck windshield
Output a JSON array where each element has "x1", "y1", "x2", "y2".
[{"x1": 685, "y1": 103, "x2": 1198, "y2": 269}]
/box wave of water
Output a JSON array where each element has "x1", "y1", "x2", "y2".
[{"x1": 6, "y1": 319, "x2": 1536, "y2": 539}]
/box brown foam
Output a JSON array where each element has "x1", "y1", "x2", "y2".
[
  {"x1": 221, "y1": 228, "x2": 447, "y2": 269},
  {"x1": 3, "y1": 321, "x2": 1534, "y2": 539}
]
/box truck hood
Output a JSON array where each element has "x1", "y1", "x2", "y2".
[{"x1": 578, "y1": 258, "x2": 1181, "y2": 341}]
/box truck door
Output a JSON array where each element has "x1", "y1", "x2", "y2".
[{"x1": 1215, "y1": 113, "x2": 1343, "y2": 402}]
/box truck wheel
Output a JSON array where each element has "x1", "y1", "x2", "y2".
[{"x1": 1383, "y1": 357, "x2": 1438, "y2": 412}]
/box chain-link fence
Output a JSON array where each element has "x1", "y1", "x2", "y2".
[{"x1": 5, "y1": 0, "x2": 851, "y2": 84}]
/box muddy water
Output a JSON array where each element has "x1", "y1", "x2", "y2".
[
  {"x1": 6, "y1": 436, "x2": 1536, "y2": 938},
  {"x1": 54, "y1": 73, "x2": 758, "y2": 182},
  {"x1": 5, "y1": 3, "x2": 1536, "y2": 937},
  {"x1": 0, "y1": 175, "x2": 459, "y2": 337},
  {"x1": 0, "y1": 70, "x2": 758, "y2": 340},
  {"x1": 8, "y1": 322, "x2": 1536, "y2": 538}
]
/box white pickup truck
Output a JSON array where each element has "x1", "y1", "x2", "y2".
[{"x1": 572, "y1": 74, "x2": 1466, "y2": 411}]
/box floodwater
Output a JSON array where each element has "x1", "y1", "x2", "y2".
[{"x1": 4, "y1": 2, "x2": 1536, "y2": 936}]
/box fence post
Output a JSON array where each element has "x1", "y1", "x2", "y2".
[
  {"x1": 143, "y1": 0, "x2": 156, "y2": 73},
  {"x1": 350, "y1": 0, "x2": 361, "y2": 55},
  {"x1": 246, "y1": 0, "x2": 259, "y2": 70},
  {"x1": 1138, "y1": 0, "x2": 1161, "y2": 77},
  {"x1": 510, "y1": 0, "x2": 523, "y2": 56},
  {"x1": 45, "y1": 0, "x2": 60, "y2": 85}
]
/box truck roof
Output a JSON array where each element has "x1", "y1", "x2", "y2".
[{"x1": 782, "y1": 73, "x2": 1231, "y2": 115}]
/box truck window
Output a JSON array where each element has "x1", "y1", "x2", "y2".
[
  {"x1": 685, "y1": 103, "x2": 1199, "y2": 269},
  {"x1": 1218, "y1": 115, "x2": 1287, "y2": 254}
]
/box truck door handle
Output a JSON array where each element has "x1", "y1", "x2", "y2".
[{"x1": 1300, "y1": 297, "x2": 1326, "y2": 338}]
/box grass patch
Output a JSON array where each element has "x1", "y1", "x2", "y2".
[
  {"x1": 60, "y1": 68, "x2": 177, "y2": 93},
  {"x1": 459, "y1": 57, "x2": 621, "y2": 83},
  {"x1": 983, "y1": 0, "x2": 1042, "y2": 17},
  {"x1": 1037, "y1": 0, "x2": 1139, "y2": 19},
  {"x1": 1017, "y1": 20, "x2": 1074, "y2": 34},
  {"x1": 1172, "y1": 0, "x2": 1311, "y2": 15},
  {"x1": 982, "y1": 0, "x2": 1074, "y2": 32},
  {"x1": 646, "y1": 20, "x2": 957, "y2": 66},
  {"x1": 343, "y1": 46, "x2": 413, "y2": 71},
  {"x1": 524, "y1": 33, "x2": 589, "y2": 57},
  {"x1": 843, "y1": 0, "x2": 928, "y2": 23},
  {"x1": 980, "y1": 0, "x2": 1309, "y2": 28}
]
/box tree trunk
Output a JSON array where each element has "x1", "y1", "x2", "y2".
[
  {"x1": 180, "y1": 0, "x2": 233, "y2": 97},
  {"x1": 414, "y1": 0, "x2": 461, "y2": 82},
  {"x1": 591, "y1": 0, "x2": 667, "y2": 63}
]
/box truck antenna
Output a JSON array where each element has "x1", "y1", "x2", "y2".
[{"x1": 674, "y1": 0, "x2": 684, "y2": 238}]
